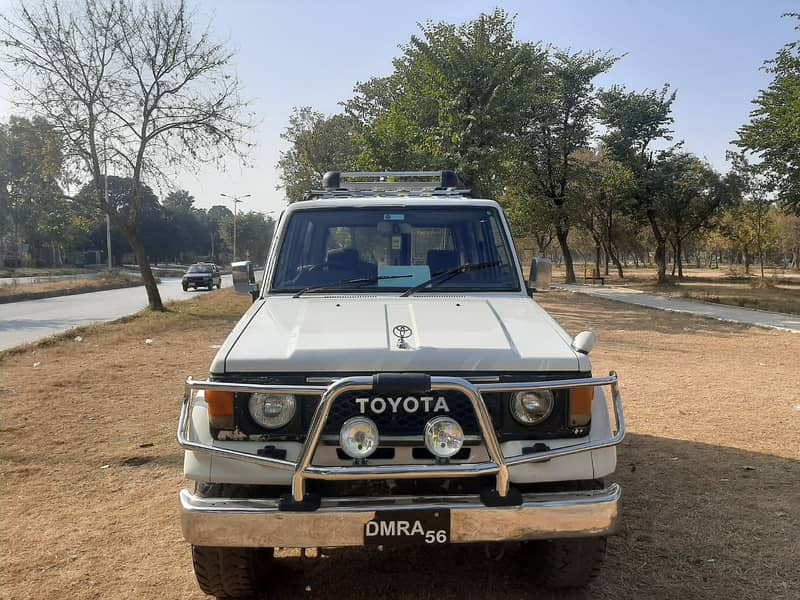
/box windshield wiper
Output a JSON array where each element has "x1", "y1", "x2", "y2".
[
  {"x1": 293, "y1": 274, "x2": 413, "y2": 298},
  {"x1": 400, "y1": 261, "x2": 501, "y2": 297}
]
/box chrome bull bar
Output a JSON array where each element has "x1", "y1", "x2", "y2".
[{"x1": 177, "y1": 372, "x2": 625, "y2": 504}]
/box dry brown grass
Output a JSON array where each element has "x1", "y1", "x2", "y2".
[
  {"x1": 0, "y1": 289, "x2": 798, "y2": 599},
  {"x1": 554, "y1": 266, "x2": 800, "y2": 315},
  {"x1": 0, "y1": 272, "x2": 142, "y2": 302}
]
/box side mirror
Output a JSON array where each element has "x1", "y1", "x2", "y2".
[
  {"x1": 232, "y1": 260, "x2": 258, "y2": 300},
  {"x1": 527, "y1": 257, "x2": 552, "y2": 292}
]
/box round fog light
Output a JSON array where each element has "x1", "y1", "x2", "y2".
[
  {"x1": 424, "y1": 416, "x2": 464, "y2": 459},
  {"x1": 339, "y1": 416, "x2": 379, "y2": 459},
  {"x1": 511, "y1": 390, "x2": 554, "y2": 425}
]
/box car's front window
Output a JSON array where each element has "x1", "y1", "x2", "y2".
[
  {"x1": 271, "y1": 206, "x2": 520, "y2": 293},
  {"x1": 188, "y1": 266, "x2": 211, "y2": 273}
]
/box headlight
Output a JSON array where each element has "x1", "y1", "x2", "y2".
[
  {"x1": 339, "y1": 416, "x2": 379, "y2": 459},
  {"x1": 424, "y1": 416, "x2": 464, "y2": 459},
  {"x1": 510, "y1": 390, "x2": 554, "y2": 425},
  {"x1": 248, "y1": 393, "x2": 296, "y2": 429}
]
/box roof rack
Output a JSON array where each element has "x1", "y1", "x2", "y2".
[{"x1": 303, "y1": 170, "x2": 471, "y2": 200}]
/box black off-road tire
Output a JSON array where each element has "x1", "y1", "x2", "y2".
[
  {"x1": 191, "y1": 483, "x2": 274, "y2": 598},
  {"x1": 192, "y1": 545, "x2": 267, "y2": 599},
  {"x1": 182, "y1": 284, "x2": 188, "y2": 291},
  {"x1": 534, "y1": 536, "x2": 607, "y2": 590}
]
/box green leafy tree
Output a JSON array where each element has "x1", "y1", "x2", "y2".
[
  {"x1": 651, "y1": 153, "x2": 730, "y2": 279},
  {"x1": 343, "y1": 9, "x2": 543, "y2": 197},
  {"x1": 219, "y1": 211, "x2": 275, "y2": 265},
  {"x1": 572, "y1": 148, "x2": 635, "y2": 278},
  {"x1": 777, "y1": 212, "x2": 800, "y2": 269},
  {"x1": 726, "y1": 152, "x2": 779, "y2": 279},
  {"x1": 206, "y1": 204, "x2": 233, "y2": 261},
  {"x1": 511, "y1": 50, "x2": 619, "y2": 283},
  {"x1": 277, "y1": 107, "x2": 362, "y2": 202},
  {"x1": 0, "y1": 116, "x2": 65, "y2": 264},
  {"x1": 598, "y1": 84, "x2": 677, "y2": 283},
  {"x1": 736, "y1": 13, "x2": 800, "y2": 214}
]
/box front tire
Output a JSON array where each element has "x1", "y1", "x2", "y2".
[
  {"x1": 192, "y1": 545, "x2": 272, "y2": 599},
  {"x1": 182, "y1": 284, "x2": 188, "y2": 291},
  {"x1": 530, "y1": 536, "x2": 607, "y2": 589}
]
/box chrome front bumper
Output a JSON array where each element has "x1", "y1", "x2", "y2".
[{"x1": 180, "y1": 484, "x2": 621, "y2": 548}]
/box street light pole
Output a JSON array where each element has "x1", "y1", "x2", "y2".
[
  {"x1": 220, "y1": 193, "x2": 251, "y2": 260},
  {"x1": 103, "y1": 139, "x2": 112, "y2": 271}
]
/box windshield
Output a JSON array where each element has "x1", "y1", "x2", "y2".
[
  {"x1": 271, "y1": 206, "x2": 520, "y2": 294},
  {"x1": 187, "y1": 265, "x2": 212, "y2": 273}
]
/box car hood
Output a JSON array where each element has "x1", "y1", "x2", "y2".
[{"x1": 212, "y1": 295, "x2": 589, "y2": 374}]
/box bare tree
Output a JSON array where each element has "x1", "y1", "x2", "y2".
[{"x1": 1, "y1": 0, "x2": 253, "y2": 309}]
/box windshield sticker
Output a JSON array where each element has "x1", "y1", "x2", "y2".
[
  {"x1": 391, "y1": 236, "x2": 402, "y2": 250},
  {"x1": 384, "y1": 213, "x2": 405, "y2": 221}
]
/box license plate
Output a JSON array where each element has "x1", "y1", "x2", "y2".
[{"x1": 364, "y1": 509, "x2": 451, "y2": 546}]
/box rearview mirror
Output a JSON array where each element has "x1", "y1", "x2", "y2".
[
  {"x1": 528, "y1": 258, "x2": 552, "y2": 292},
  {"x1": 232, "y1": 260, "x2": 258, "y2": 300}
]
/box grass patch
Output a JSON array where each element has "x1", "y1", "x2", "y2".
[
  {"x1": 0, "y1": 266, "x2": 96, "y2": 278},
  {"x1": 0, "y1": 271, "x2": 146, "y2": 303}
]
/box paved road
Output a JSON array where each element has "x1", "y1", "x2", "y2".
[
  {"x1": 554, "y1": 283, "x2": 800, "y2": 334},
  {"x1": 0, "y1": 276, "x2": 233, "y2": 351}
]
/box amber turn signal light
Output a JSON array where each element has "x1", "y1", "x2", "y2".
[
  {"x1": 568, "y1": 387, "x2": 593, "y2": 427},
  {"x1": 205, "y1": 390, "x2": 234, "y2": 416},
  {"x1": 205, "y1": 390, "x2": 234, "y2": 429}
]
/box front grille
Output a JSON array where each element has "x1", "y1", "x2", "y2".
[{"x1": 303, "y1": 391, "x2": 503, "y2": 436}]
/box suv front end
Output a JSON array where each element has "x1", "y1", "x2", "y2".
[{"x1": 177, "y1": 172, "x2": 625, "y2": 598}]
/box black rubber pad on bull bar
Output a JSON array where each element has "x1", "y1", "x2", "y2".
[
  {"x1": 480, "y1": 487, "x2": 523, "y2": 507},
  {"x1": 278, "y1": 493, "x2": 321, "y2": 512},
  {"x1": 372, "y1": 373, "x2": 432, "y2": 395}
]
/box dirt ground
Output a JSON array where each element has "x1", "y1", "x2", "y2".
[{"x1": 1, "y1": 290, "x2": 798, "y2": 600}]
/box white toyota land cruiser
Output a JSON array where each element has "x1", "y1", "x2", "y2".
[{"x1": 177, "y1": 171, "x2": 625, "y2": 598}]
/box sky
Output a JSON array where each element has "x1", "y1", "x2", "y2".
[{"x1": 0, "y1": 0, "x2": 796, "y2": 216}]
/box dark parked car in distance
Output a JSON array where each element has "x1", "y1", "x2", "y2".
[{"x1": 182, "y1": 263, "x2": 222, "y2": 291}]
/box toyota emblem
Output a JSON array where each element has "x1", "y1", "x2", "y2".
[{"x1": 392, "y1": 324, "x2": 413, "y2": 348}]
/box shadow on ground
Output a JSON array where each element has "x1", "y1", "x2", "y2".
[{"x1": 255, "y1": 434, "x2": 799, "y2": 600}]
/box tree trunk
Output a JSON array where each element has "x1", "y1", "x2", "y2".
[
  {"x1": 647, "y1": 211, "x2": 668, "y2": 284},
  {"x1": 604, "y1": 241, "x2": 625, "y2": 278},
  {"x1": 125, "y1": 229, "x2": 164, "y2": 311},
  {"x1": 670, "y1": 239, "x2": 677, "y2": 277},
  {"x1": 555, "y1": 223, "x2": 576, "y2": 284},
  {"x1": 594, "y1": 240, "x2": 601, "y2": 278},
  {"x1": 676, "y1": 237, "x2": 684, "y2": 279}
]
